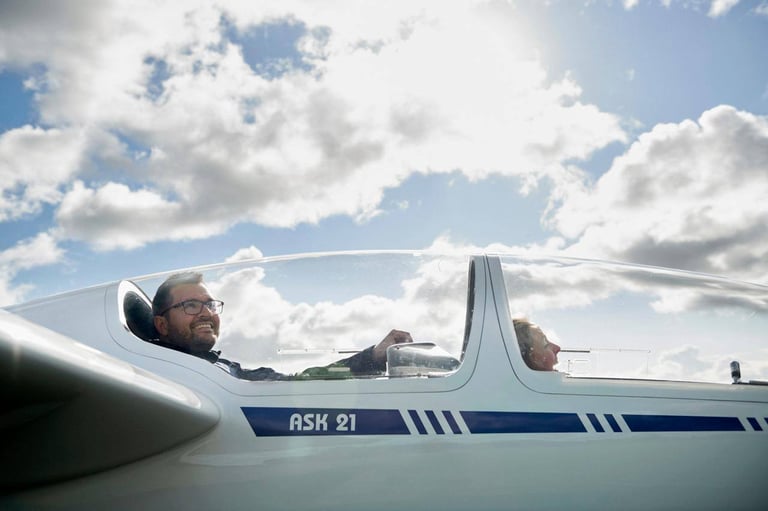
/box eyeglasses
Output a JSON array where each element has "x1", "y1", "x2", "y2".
[{"x1": 159, "y1": 299, "x2": 224, "y2": 316}]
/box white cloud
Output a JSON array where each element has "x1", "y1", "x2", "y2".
[
  {"x1": 757, "y1": 2, "x2": 768, "y2": 16},
  {"x1": 0, "y1": 232, "x2": 62, "y2": 271},
  {"x1": 54, "y1": 181, "x2": 234, "y2": 251},
  {"x1": 0, "y1": 233, "x2": 64, "y2": 306},
  {"x1": 225, "y1": 246, "x2": 264, "y2": 262},
  {"x1": 623, "y1": 0, "x2": 640, "y2": 10},
  {"x1": 2, "y1": 0, "x2": 763, "y2": 289},
  {"x1": 0, "y1": 1, "x2": 625, "y2": 250},
  {"x1": 0, "y1": 126, "x2": 86, "y2": 220},
  {"x1": 647, "y1": 345, "x2": 768, "y2": 382},
  {"x1": 547, "y1": 106, "x2": 768, "y2": 282},
  {"x1": 708, "y1": 0, "x2": 740, "y2": 17}
]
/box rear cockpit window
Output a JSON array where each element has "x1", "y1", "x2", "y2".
[
  {"x1": 124, "y1": 253, "x2": 474, "y2": 381},
  {"x1": 119, "y1": 280, "x2": 158, "y2": 342},
  {"x1": 500, "y1": 256, "x2": 768, "y2": 384}
]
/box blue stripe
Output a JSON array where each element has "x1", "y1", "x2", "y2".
[
  {"x1": 409, "y1": 409, "x2": 427, "y2": 435},
  {"x1": 241, "y1": 407, "x2": 409, "y2": 436},
  {"x1": 605, "y1": 414, "x2": 621, "y2": 432},
  {"x1": 623, "y1": 414, "x2": 745, "y2": 432},
  {"x1": 443, "y1": 410, "x2": 462, "y2": 434},
  {"x1": 587, "y1": 413, "x2": 604, "y2": 433},
  {"x1": 461, "y1": 411, "x2": 587, "y2": 434},
  {"x1": 425, "y1": 410, "x2": 445, "y2": 434},
  {"x1": 241, "y1": 407, "x2": 751, "y2": 437}
]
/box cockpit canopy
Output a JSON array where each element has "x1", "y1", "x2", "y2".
[{"x1": 119, "y1": 252, "x2": 768, "y2": 384}]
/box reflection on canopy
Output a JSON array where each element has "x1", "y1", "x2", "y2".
[
  {"x1": 500, "y1": 256, "x2": 768, "y2": 383},
  {"x1": 193, "y1": 253, "x2": 471, "y2": 375}
]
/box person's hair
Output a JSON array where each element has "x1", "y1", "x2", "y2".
[
  {"x1": 152, "y1": 272, "x2": 205, "y2": 316},
  {"x1": 512, "y1": 318, "x2": 535, "y2": 365}
]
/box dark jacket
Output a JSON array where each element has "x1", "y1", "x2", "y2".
[{"x1": 152, "y1": 341, "x2": 382, "y2": 381}]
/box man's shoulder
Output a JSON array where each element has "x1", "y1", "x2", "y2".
[{"x1": 219, "y1": 359, "x2": 289, "y2": 381}]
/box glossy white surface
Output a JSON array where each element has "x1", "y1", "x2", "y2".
[{"x1": 2, "y1": 252, "x2": 767, "y2": 510}]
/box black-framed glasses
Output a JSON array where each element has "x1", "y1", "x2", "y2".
[{"x1": 160, "y1": 299, "x2": 224, "y2": 316}]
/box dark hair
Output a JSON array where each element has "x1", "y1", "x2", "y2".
[{"x1": 152, "y1": 272, "x2": 205, "y2": 316}]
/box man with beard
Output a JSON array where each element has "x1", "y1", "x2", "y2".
[{"x1": 152, "y1": 272, "x2": 412, "y2": 380}]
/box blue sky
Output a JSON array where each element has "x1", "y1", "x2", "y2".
[{"x1": 1, "y1": 0, "x2": 767, "y2": 304}]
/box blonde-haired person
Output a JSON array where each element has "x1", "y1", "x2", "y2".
[{"x1": 512, "y1": 318, "x2": 561, "y2": 371}]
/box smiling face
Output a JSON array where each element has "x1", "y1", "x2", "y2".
[{"x1": 154, "y1": 283, "x2": 220, "y2": 354}]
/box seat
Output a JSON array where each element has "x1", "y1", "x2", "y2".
[{"x1": 120, "y1": 280, "x2": 159, "y2": 342}]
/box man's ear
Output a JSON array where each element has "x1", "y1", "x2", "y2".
[{"x1": 154, "y1": 315, "x2": 169, "y2": 337}]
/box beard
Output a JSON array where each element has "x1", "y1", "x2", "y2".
[{"x1": 167, "y1": 320, "x2": 219, "y2": 354}]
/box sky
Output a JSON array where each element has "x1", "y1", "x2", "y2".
[{"x1": 1, "y1": 0, "x2": 768, "y2": 306}]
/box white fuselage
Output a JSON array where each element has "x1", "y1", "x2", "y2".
[{"x1": 3, "y1": 254, "x2": 767, "y2": 510}]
